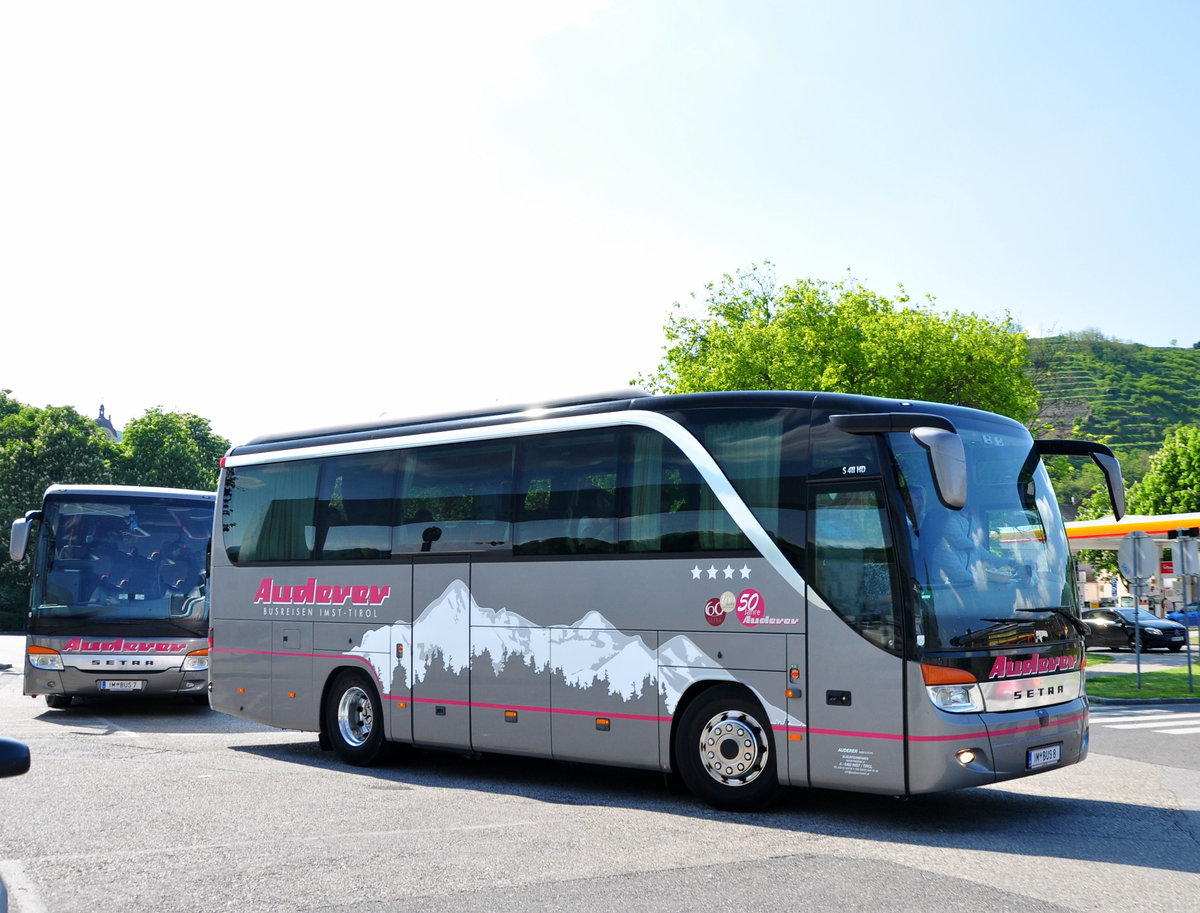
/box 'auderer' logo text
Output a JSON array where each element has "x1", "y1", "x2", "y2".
[{"x1": 987, "y1": 654, "x2": 1079, "y2": 680}]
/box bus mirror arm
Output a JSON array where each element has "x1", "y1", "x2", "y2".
[{"x1": 1033, "y1": 439, "x2": 1125, "y2": 521}]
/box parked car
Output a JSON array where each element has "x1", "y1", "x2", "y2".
[
  {"x1": 1082, "y1": 607, "x2": 1188, "y2": 652},
  {"x1": 0, "y1": 738, "x2": 31, "y2": 913},
  {"x1": 1166, "y1": 601, "x2": 1200, "y2": 627}
]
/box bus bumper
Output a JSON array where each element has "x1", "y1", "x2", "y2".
[
  {"x1": 24, "y1": 662, "x2": 208, "y2": 701},
  {"x1": 907, "y1": 697, "x2": 1088, "y2": 794}
]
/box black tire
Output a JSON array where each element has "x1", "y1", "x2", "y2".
[
  {"x1": 44, "y1": 693, "x2": 72, "y2": 709},
  {"x1": 675, "y1": 685, "x2": 781, "y2": 812},
  {"x1": 323, "y1": 669, "x2": 388, "y2": 766}
]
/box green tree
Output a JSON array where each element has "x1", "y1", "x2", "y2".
[
  {"x1": 1124, "y1": 425, "x2": 1200, "y2": 515},
  {"x1": 0, "y1": 394, "x2": 116, "y2": 628},
  {"x1": 640, "y1": 265, "x2": 1039, "y2": 424},
  {"x1": 115, "y1": 408, "x2": 229, "y2": 492},
  {"x1": 1071, "y1": 426, "x2": 1200, "y2": 579}
]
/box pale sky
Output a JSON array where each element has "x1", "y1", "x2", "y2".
[{"x1": 3, "y1": 1, "x2": 1197, "y2": 446}]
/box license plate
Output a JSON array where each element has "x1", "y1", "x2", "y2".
[
  {"x1": 1027, "y1": 743, "x2": 1061, "y2": 769},
  {"x1": 1171, "y1": 635, "x2": 1184, "y2": 641},
  {"x1": 99, "y1": 680, "x2": 144, "y2": 692}
]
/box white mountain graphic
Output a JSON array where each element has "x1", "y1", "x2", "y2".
[{"x1": 344, "y1": 578, "x2": 796, "y2": 724}]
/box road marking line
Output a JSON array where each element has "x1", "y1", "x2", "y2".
[
  {"x1": 0, "y1": 859, "x2": 50, "y2": 913},
  {"x1": 1092, "y1": 712, "x2": 1200, "y2": 724}
]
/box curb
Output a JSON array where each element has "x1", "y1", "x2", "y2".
[{"x1": 1089, "y1": 696, "x2": 1200, "y2": 705}]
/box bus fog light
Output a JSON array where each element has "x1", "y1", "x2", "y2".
[{"x1": 956, "y1": 748, "x2": 978, "y2": 766}]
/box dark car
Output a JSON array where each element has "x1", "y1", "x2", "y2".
[
  {"x1": 0, "y1": 738, "x2": 31, "y2": 913},
  {"x1": 1167, "y1": 601, "x2": 1200, "y2": 627},
  {"x1": 1083, "y1": 607, "x2": 1188, "y2": 652}
]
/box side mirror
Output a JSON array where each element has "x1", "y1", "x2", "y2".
[
  {"x1": 9, "y1": 517, "x2": 30, "y2": 562},
  {"x1": 912, "y1": 427, "x2": 967, "y2": 509},
  {"x1": 0, "y1": 738, "x2": 30, "y2": 778}
]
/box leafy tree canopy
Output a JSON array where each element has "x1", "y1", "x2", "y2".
[
  {"x1": 1123, "y1": 425, "x2": 1200, "y2": 516},
  {"x1": 639, "y1": 264, "x2": 1039, "y2": 425},
  {"x1": 114, "y1": 407, "x2": 228, "y2": 492}
]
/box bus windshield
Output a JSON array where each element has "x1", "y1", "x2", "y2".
[
  {"x1": 890, "y1": 419, "x2": 1074, "y2": 652},
  {"x1": 31, "y1": 494, "x2": 212, "y2": 634}
]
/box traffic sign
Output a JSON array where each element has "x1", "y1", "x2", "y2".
[
  {"x1": 1118, "y1": 530, "x2": 1158, "y2": 581},
  {"x1": 1180, "y1": 536, "x2": 1200, "y2": 576}
]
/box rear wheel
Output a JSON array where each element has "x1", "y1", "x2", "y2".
[
  {"x1": 675, "y1": 686, "x2": 781, "y2": 812},
  {"x1": 323, "y1": 669, "x2": 388, "y2": 766}
]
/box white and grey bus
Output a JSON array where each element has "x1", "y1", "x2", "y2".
[
  {"x1": 208, "y1": 390, "x2": 1123, "y2": 810},
  {"x1": 10, "y1": 485, "x2": 216, "y2": 708}
]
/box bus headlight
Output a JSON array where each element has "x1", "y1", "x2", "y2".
[
  {"x1": 27, "y1": 645, "x2": 63, "y2": 671},
  {"x1": 921, "y1": 662, "x2": 984, "y2": 713},
  {"x1": 181, "y1": 649, "x2": 209, "y2": 673},
  {"x1": 926, "y1": 683, "x2": 983, "y2": 713}
]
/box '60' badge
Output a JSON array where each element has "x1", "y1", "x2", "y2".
[{"x1": 704, "y1": 591, "x2": 737, "y2": 627}]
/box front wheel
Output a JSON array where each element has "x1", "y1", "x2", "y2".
[
  {"x1": 675, "y1": 686, "x2": 780, "y2": 812},
  {"x1": 44, "y1": 693, "x2": 72, "y2": 709},
  {"x1": 323, "y1": 669, "x2": 388, "y2": 766}
]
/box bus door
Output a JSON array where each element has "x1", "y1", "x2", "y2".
[
  {"x1": 804, "y1": 484, "x2": 908, "y2": 794},
  {"x1": 411, "y1": 560, "x2": 472, "y2": 750}
]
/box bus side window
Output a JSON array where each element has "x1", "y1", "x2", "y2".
[
  {"x1": 811, "y1": 487, "x2": 900, "y2": 653},
  {"x1": 314, "y1": 452, "x2": 399, "y2": 560},
  {"x1": 514, "y1": 431, "x2": 618, "y2": 556},
  {"x1": 225, "y1": 461, "x2": 321, "y2": 563},
  {"x1": 622, "y1": 430, "x2": 750, "y2": 554},
  {"x1": 397, "y1": 442, "x2": 514, "y2": 553}
]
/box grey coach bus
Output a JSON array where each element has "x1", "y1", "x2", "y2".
[
  {"x1": 208, "y1": 390, "x2": 1123, "y2": 810},
  {"x1": 10, "y1": 485, "x2": 216, "y2": 707}
]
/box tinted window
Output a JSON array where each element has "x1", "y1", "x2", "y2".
[
  {"x1": 515, "y1": 430, "x2": 618, "y2": 555},
  {"x1": 224, "y1": 460, "x2": 320, "y2": 563},
  {"x1": 396, "y1": 442, "x2": 514, "y2": 553},
  {"x1": 314, "y1": 452, "x2": 399, "y2": 560},
  {"x1": 622, "y1": 428, "x2": 750, "y2": 553},
  {"x1": 809, "y1": 411, "x2": 881, "y2": 481},
  {"x1": 811, "y1": 486, "x2": 899, "y2": 653},
  {"x1": 668, "y1": 407, "x2": 807, "y2": 563}
]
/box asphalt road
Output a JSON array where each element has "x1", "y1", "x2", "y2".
[{"x1": 1, "y1": 635, "x2": 1198, "y2": 913}]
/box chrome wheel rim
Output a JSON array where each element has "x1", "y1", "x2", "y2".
[
  {"x1": 697, "y1": 708, "x2": 769, "y2": 787},
  {"x1": 337, "y1": 685, "x2": 374, "y2": 747}
]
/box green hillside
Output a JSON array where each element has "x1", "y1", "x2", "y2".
[{"x1": 1027, "y1": 332, "x2": 1200, "y2": 497}]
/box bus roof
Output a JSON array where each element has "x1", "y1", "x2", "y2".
[
  {"x1": 227, "y1": 389, "x2": 1016, "y2": 459},
  {"x1": 43, "y1": 484, "x2": 215, "y2": 502}
]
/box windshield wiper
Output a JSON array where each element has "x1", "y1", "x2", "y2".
[{"x1": 1016, "y1": 607, "x2": 1090, "y2": 638}]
